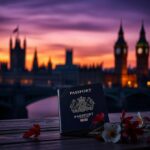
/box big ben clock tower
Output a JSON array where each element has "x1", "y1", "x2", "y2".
[
  {"x1": 114, "y1": 24, "x2": 128, "y2": 86},
  {"x1": 136, "y1": 23, "x2": 149, "y2": 82}
]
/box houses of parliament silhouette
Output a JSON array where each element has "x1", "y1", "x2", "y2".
[{"x1": 0, "y1": 23, "x2": 150, "y2": 88}]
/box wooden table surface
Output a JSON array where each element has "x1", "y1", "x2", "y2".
[{"x1": 0, "y1": 115, "x2": 150, "y2": 150}]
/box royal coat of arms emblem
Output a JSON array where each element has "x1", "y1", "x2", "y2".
[{"x1": 70, "y1": 96, "x2": 95, "y2": 113}]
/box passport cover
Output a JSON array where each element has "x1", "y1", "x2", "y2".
[{"x1": 58, "y1": 84, "x2": 109, "y2": 135}]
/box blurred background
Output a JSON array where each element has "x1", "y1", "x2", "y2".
[{"x1": 0, "y1": 0, "x2": 150, "y2": 119}]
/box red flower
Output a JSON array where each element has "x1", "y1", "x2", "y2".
[
  {"x1": 92, "y1": 112, "x2": 104, "y2": 125},
  {"x1": 120, "y1": 111, "x2": 143, "y2": 143},
  {"x1": 23, "y1": 124, "x2": 41, "y2": 138},
  {"x1": 122, "y1": 121, "x2": 143, "y2": 143},
  {"x1": 121, "y1": 110, "x2": 133, "y2": 124}
]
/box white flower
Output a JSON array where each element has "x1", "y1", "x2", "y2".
[
  {"x1": 102, "y1": 123, "x2": 121, "y2": 143},
  {"x1": 136, "y1": 112, "x2": 143, "y2": 128}
]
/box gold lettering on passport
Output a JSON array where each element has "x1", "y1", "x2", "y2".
[
  {"x1": 70, "y1": 96, "x2": 95, "y2": 122},
  {"x1": 70, "y1": 88, "x2": 91, "y2": 95}
]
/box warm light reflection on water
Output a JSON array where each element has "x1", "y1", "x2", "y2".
[{"x1": 27, "y1": 96, "x2": 59, "y2": 119}]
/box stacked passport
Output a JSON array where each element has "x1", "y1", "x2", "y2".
[{"x1": 58, "y1": 84, "x2": 108, "y2": 135}]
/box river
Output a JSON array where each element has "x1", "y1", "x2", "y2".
[{"x1": 26, "y1": 96, "x2": 150, "y2": 122}]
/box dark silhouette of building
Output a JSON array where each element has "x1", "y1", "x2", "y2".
[
  {"x1": 0, "y1": 24, "x2": 150, "y2": 88},
  {"x1": 31, "y1": 49, "x2": 52, "y2": 74},
  {"x1": 47, "y1": 57, "x2": 52, "y2": 73},
  {"x1": 79, "y1": 64, "x2": 103, "y2": 85},
  {"x1": 136, "y1": 23, "x2": 149, "y2": 83},
  {"x1": 0, "y1": 62, "x2": 8, "y2": 72},
  {"x1": 103, "y1": 22, "x2": 150, "y2": 88},
  {"x1": 32, "y1": 48, "x2": 39, "y2": 72},
  {"x1": 65, "y1": 49, "x2": 73, "y2": 66},
  {"x1": 114, "y1": 23, "x2": 128, "y2": 86},
  {"x1": 53, "y1": 49, "x2": 79, "y2": 87},
  {"x1": 1, "y1": 24, "x2": 150, "y2": 119},
  {"x1": 10, "y1": 36, "x2": 26, "y2": 72}
]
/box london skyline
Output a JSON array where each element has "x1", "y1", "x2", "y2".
[{"x1": 0, "y1": 0, "x2": 150, "y2": 70}]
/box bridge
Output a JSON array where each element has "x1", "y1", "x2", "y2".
[
  {"x1": 104, "y1": 87, "x2": 150, "y2": 112},
  {"x1": 0, "y1": 85, "x2": 150, "y2": 119},
  {"x1": 0, "y1": 84, "x2": 56, "y2": 119}
]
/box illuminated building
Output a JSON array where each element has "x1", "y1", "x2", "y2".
[
  {"x1": 0, "y1": 24, "x2": 150, "y2": 88},
  {"x1": 114, "y1": 23, "x2": 128, "y2": 87},
  {"x1": 103, "y1": 23, "x2": 150, "y2": 88},
  {"x1": 136, "y1": 23, "x2": 149, "y2": 85}
]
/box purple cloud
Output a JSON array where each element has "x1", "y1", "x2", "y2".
[
  {"x1": 0, "y1": 0, "x2": 150, "y2": 35},
  {"x1": 0, "y1": 0, "x2": 150, "y2": 68}
]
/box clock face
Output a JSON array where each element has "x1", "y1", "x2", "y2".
[
  {"x1": 137, "y1": 48, "x2": 143, "y2": 54},
  {"x1": 116, "y1": 48, "x2": 121, "y2": 54}
]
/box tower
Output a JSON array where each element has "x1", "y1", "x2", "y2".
[
  {"x1": 114, "y1": 23, "x2": 128, "y2": 86},
  {"x1": 65, "y1": 48, "x2": 73, "y2": 66},
  {"x1": 10, "y1": 36, "x2": 12, "y2": 50},
  {"x1": 10, "y1": 36, "x2": 26, "y2": 72},
  {"x1": 47, "y1": 57, "x2": 52, "y2": 72},
  {"x1": 23, "y1": 37, "x2": 26, "y2": 50},
  {"x1": 136, "y1": 22, "x2": 149, "y2": 81},
  {"x1": 32, "y1": 48, "x2": 39, "y2": 72}
]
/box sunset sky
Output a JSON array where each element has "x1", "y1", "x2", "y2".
[{"x1": 0, "y1": 0, "x2": 150, "y2": 70}]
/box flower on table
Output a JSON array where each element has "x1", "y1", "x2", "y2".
[
  {"x1": 23, "y1": 124, "x2": 41, "y2": 139},
  {"x1": 121, "y1": 110, "x2": 133, "y2": 125},
  {"x1": 136, "y1": 112, "x2": 143, "y2": 128},
  {"x1": 92, "y1": 112, "x2": 104, "y2": 125},
  {"x1": 102, "y1": 123, "x2": 121, "y2": 143},
  {"x1": 121, "y1": 120, "x2": 143, "y2": 143},
  {"x1": 90, "y1": 111, "x2": 150, "y2": 144},
  {"x1": 120, "y1": 111, "x2": 144, "y2": 143}
]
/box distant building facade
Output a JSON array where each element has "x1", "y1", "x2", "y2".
[
  {"x1": 114, "y1": 23, "x2": 128, "y2": 86},
  {"x1": 136, "y1": 23, "x2": 149, "y2": 86},
  {"x1": 10, "y1": 36, "x2": 26, "y2": 72},
  {"x1": 52, "y1": 49, "x2": 79, "y2": 87},
  {"x1": 32, "y1": 49, "x2": 39, "y2": 73},
  {"x1": 0, "y1": 34, "x2": 52, "y2": 87},
  {"x1": 104, "y1": 23, "x2": 150, "y2": 88},
  {"x1": 0, "y1": 24, "x2": 150, "y2": 88}
]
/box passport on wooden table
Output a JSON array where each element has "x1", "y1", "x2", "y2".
[{"x1": 58, "y1": 84, "x2": 109, "y2": 135}]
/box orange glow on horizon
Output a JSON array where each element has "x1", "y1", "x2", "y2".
[
  {"x1": 0, "y1": 29, "x2": 145, "y2": 70},
  {"x1": 0, "y1": 43, "x2": 139, "y2": 70}
]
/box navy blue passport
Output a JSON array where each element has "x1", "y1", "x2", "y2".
[{"x1": 58, "y1": 84, "x2": 108, "y2": 135}]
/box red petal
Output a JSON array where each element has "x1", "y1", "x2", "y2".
[
  {"x1": 125, "y1": 116, "x2": 133, "y2": 120},
  {"x1": 92, "y1": 113, "x2": 104, "y2": 124},
  {"x1": 23, "y1": 124, "x2": 41, "y2": 138}
]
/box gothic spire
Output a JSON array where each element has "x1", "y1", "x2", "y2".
[
  {"x1": 140, "y1": 21, "x2": 146, "y2": 39},
  {"x1": 47, "y1": 57, "x2": 52, "y2": 71},
  {"x1": 14, "y1": 31, "x2": 21, "y2": 49},
  {"x1": 10, "y1": 36, "x2": 13, "y2": 49},
  {"x1": 137, "y1": 21, "x2": 148, "y2": 45},
  {"x1": 32, "y1": 48, "x2": 39, "y2": 72},
  {"x1": 119, "y1": 21, "x2": 124, "y2": 38},
  {"x1": 23, "y1": 37, "x2": 26, "y2": 49},
  {"x1": 115, "y1": 22, "x2": 127, "y2": 47}
]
